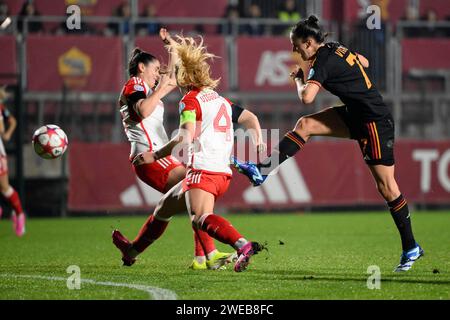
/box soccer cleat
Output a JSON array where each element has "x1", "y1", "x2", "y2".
[
  {"x1": 12, "y1": 211, "x2": 26, "y2": 237},
  {"x1": 189, "y1": 259, "x2": 207, "y2": 270},
  {"x1": 231, "y1": 156, "x2": 266, "y2": 186},
  {"x1": 394, "y1": 243, "x2": 424, "y2": 272},
  {"x1": 189, "y1": 252, "x2": 237, "y2": 270},
  {"x1": 234, "y1": 242, "x2": 263, "y2": 272},
  {"x1": 206, "y1": 251, "x2": 236, "y2": 270},
  {"x1": 112, "y1": 230, "x2": 136, "y2": 266}
]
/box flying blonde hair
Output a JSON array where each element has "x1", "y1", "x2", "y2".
[{"x1": 168, "y1": 35, "x2": 220, "y2": 90}]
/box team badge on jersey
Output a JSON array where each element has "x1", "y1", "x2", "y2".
[
  {"x1": 308, "y1": 68, "x2": 315, "y2": 80},
  {"x1": 134, "y1": 84, "x2": 145, "y2": 92},
  {"x1": 179, "y1": 102, "x2": 186, "y2": 113}
]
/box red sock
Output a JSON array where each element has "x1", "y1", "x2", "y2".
[
  {"x1": 3, "y1": 188, "x2": 24, "y2": 215},
  {"x1": 200, "y1": 214, "x2": 242, "y2": 247},
  {"x1": 132, "y1": 215, "x2": 169, "y2": 253},
  {"x1": 193, "y1": 225, "x2": 216, "y2": 256}
]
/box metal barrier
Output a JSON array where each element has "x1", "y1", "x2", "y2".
[{"x1": 2, "y1": 16, "x2": 449, "y2": 144}]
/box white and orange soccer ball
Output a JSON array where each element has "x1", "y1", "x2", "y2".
[{"x1": 32, "y1": 124, "x2": 68, "y2": 159}]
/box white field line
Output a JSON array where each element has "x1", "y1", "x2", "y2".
[{"x1": 0, "y1": 274, "x2": 178, "y2": 300}]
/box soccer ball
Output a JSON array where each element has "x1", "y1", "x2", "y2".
[{"x1": 32, "y1": 124, "x2": 68, "y2": 159}]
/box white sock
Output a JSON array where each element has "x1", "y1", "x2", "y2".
[
  {"x1": 195, "y1": 256, "x2": 206, "y2": 264},
  {"x1": 1, "y1": 186, "x2": 14, "y2": 198},
  {"x1": 206, "y1": 249, "x2": 218, "y2": 260},
  {"x1": 233, "y1": 238, "x2": 248, "y2": 250}
]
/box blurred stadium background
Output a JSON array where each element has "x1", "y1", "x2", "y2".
[{"x1": 0, "y1": 0, "x2": 449, "y2": 217}]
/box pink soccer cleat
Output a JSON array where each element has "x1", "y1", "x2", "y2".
[
  {"x1": 12, "y1": 212, "x2": 26, "y2": 237},
  {"x1": 234, "y1": 241, "x2": 263, "y2": 272},
  {"x1": 112, "y1": 230, "x2": 136, "y2": 266}
]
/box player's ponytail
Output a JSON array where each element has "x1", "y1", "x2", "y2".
[
  {"x1": 128, "y1": 48, "x2": 157, "y2": 77},
  {"x1": 169, "y1": 35, "x2": 220, "y2": 90},
  {"x1": 291, "y1": 15, "x2": 328, "y2": 43}
]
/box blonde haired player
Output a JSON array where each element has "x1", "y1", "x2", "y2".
[
  {"x1": 113, "y1": 34, "x2": 266, "y2": 272},
  {"x1": 0, "y1": 86, "x2": 25, "y2": 237},
  {"x1": 115, "y1": 29, "x2": 234, "y2": 270}
]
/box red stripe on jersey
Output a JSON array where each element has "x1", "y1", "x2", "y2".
[
  {"x1": 139, "y1": 122, "x2": 153, "y2": 151},
  {"x1": 181, "y1": 89, "x2": 203, "y2": 121},
  {"x1": 306, "y1": 80, "x2": 322, "y2": 88},
  {"x1": 224, "y1": 97, "x2": 234, "y2": 106}
]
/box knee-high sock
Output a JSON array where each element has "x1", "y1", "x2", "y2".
[
  {"x1": 258, "y1": 131, "x2": 306, "y2": 175},
  {"x1": 198, "y1": 214, "x2": 242, "y2": 248},
  {"x1": 132, "y1": 214, "x2": 169, "y2": 253},
  {"x1": 193, "y1": 225, "x2": 216, "y2": 257},
  {"x1": 2, "y1": 187, "x2": 24, "y2": 216},
  {"x1": 388, "y1": 194, "x2": 416, "y2": 251}
]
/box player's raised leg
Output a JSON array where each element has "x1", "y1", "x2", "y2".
[
  {"x1": 233, "y1": 107, "x2": 350, "y2": 186},
  {"x1": 368, "y1": 164, "x2": 423, "y2": 272},
  {"x1": 112, "y1": 181, "x2": 186, "y2": 266}
]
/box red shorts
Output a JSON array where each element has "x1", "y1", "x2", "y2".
[
  {"x1": 182, "y1": 169, "x2": 231, "y2": 198},
  {"x1": 0, "y1": 155, "x2": 8, "y2": 176},
  {"x1": 133, "y1": 155, "x2": 183, "y2": 193}
]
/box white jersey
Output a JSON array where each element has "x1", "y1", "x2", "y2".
[
  {"x1": 119, "y1": 77, "x2": 169, "y2": 159},
  {"x1": 0, "y1": 135, "x2": 5, "y2": 157},
  {"x1": 0, "y1": 104, "x2": 8, "y2": 157},
  {"x1": 179, "y1": 88, "x2": 233, "y2": 175}
]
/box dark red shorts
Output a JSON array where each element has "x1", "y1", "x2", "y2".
[
  {"x1": 133, "y1": 155, "x2": 183, "y2": 193},
  {"x1": 182, "y1": 169, "x2": 231, "y2": 198}
]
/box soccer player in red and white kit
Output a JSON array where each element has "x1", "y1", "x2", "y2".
[
  {"x1": 113, "y1": 34, "x2": 266, "y2": 272},
  {"x1": 116, "y1": 29, "x2": 234, "y2": 270},
  {"x1": 0, "y1": 86, "x2": 25, "y2": 237}
]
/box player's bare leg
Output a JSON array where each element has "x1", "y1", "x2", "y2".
[
  {"x1": 0, "y1": 174, "x2": 25, "y2": 237},
  {"x1": 267, "y1": 107, "x2": 350, "y2": 168},
  {"x1": 369, "y1": 164, "x2": 423, "y2": 271},
  {"x1": 165, "y1": 166, "x2": 233, "y2": 269},
  {"x1": 185, "y1": 188, "x2": 261, "y2": 272},
  {"x1": 233, "y1": 107, "x2": 350, "y2": 185},
  {"x1": 294, "y1": 107, "x2": 351, "y2": 140},
  {"x1": 112, "y1": 181, "x2": 186, "y2": 266},
  {"x1": 165, "y1": 165, "x2": 186, "y2": 190}
]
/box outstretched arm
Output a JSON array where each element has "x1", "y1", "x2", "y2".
[
  {"x1": 235, "y1": 108, "x2": 266, "y2": 153},
  {"x1": 160, "y1": 28, "x2": 179, "y2": 75}
]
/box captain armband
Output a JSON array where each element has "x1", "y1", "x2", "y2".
[{"x1": 180, "y1": 110, "x2": 196, "y2": 125}]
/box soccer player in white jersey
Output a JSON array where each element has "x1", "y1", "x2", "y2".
[
  {"x1": 113, "y1": 35, "x2": 266, "y2": 272},
  {"x1": 0, "y1": 86, "x2": 25, "y2": 236},
  {"x1": 115, "y1": 29, "x2": 233, "y2": 270}
]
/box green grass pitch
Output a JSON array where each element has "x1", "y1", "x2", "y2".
[{"x1": 0, "y1": 211, "x2": 449, "y2": 300}]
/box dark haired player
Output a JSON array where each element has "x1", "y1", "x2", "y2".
[
  {"x1": 233, "y1": 15, "x2": 423, "y2": 272},
  {"x1": 113, "y1": 29, "x2": 234, "y2": 270}
]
